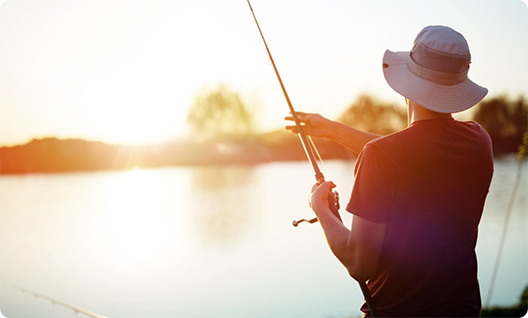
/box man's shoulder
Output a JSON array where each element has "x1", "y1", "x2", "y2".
[
  {"x1": 365, "y1": 127, "x2": 412, "y2": 149},
  {"x1": 363, "y1": 119, "x2": 492, "y2": 162},
  {"x1": 368, "y1": 119, "x2": 490, "y2": 145}
]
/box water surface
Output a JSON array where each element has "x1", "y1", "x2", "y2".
[{"x1": 0, "y1": 157, "x2": 526, "y2": 318}]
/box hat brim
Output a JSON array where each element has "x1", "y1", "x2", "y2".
[{"x1": 382, "y1": 50, "x2": 488, "y2": 113}]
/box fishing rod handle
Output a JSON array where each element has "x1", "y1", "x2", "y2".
[
  {"x1": 359, "y1": 281, "x2": 378, "y2": 318},
  {"x1": 317, "y1": 175, "x2": 342, "y2": 220},
  {"x1": 329, "y1": 190, "x2": 342, "y2": 220},
  {"x1": 292, "y1": 190, "x2": 341, "y2": 226}
]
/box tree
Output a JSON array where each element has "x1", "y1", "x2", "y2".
[
  {"x1": 473, "y1": 96, "x2": 527, "y2": 154},
  {"x1": 187, "y1": 84, "x2": 255, "y2": 141},
  {"x1": 339, "y1": 94, "x2": 407, "y2": 135}
]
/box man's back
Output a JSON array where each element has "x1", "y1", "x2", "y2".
[
  {"x1": 301, "y1": 25, "x2": 493, "y2": 318},
  {"x1": 347, "y1": 118, "x2": 494, "y2": 317}
]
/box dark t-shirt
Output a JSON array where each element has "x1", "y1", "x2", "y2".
[{"x1": 346, "y1": 118, "x2": 493, "y2": 317}]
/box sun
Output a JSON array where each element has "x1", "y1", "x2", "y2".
[
  {"x1": 106, "y1": 113, "x2": 170, "y2": 145},
  {"x1": 93, "y1": 97, "x2": 177, "y2": 145},
  {"x1": 75, "y1": 68, "x2": 188, "y2": 146}
]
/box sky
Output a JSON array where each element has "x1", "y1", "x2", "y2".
[{"x1": 0, "y1": 0, "x2": 527, "y2": 146}]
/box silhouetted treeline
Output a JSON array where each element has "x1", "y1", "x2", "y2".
[
  {"x1": 0, "y1": 138, "x2": 167, "y2": 174},
  {"x1": 340, "y1": 94, "x2": 407, "y2": 135},
  {"x1": 187, "y1": 84, "x2": 256, "y2": 141},
  {"x1": 0, "y1": 133, "x2": 354, "y2": 174},
  {"x1": 1, "y1": 94, "x2": 526, "y2": 174},
  {"x1": 472, "y1": 96, "x2": 527, "y2": 154},
  {"x1": 166, "y1": 132, "x2": 354, "y2": 166},
  {"x1": 340, "y1": 94, "x2": 528, "y2": 155}
]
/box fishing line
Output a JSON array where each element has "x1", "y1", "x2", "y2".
[
  {"x1": 308, "y1": 135, "x2": 328, "y2": 176},
  {"x1": 484, "y1": 133, "x2": 527, "y2": 307},
  {"x1": 246, "y1": 0, "x2": 324, "y2": 183},
  {"x1": 246, "y1": 2, "x2": 377, "y2": 317},
  {"x1": 151, "y1": 144, "x2": 165, "y2": 166},
  {"x1": 247, "y1": 0, "x2": 343, "y2": 226},
  {"x1": 126, "y1": 144, "x2": 137, "y2": 169}
]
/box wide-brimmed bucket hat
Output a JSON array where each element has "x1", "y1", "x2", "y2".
[{"x1": 382, "y1": 25, "x2": 488, "y2": 113}]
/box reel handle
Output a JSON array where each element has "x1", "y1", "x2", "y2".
[{"x1": 292, "y1": 190, "x2": 341, "y2": 227}]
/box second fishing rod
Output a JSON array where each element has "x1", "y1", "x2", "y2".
[{"x1": 246, "y1": 2, "x2": 378, "y2": 317}]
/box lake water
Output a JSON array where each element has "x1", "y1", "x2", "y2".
[{"x1": 0, "y1": 156, "x2": 526, "y2": 318}]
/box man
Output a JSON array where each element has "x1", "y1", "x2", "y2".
[{"x1": 287, "y1": 25, "x2": 494, "y2": 317}]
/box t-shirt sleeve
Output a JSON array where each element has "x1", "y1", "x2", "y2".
[{"x1": 346, "y1": 142, "x2": 398, "y2": 224}]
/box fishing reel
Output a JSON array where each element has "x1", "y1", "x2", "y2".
[{"x1": 292, "y1": 189, "x2": 340, "y2": 227}]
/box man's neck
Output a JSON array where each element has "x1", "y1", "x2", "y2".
[{"x1": 408, "y1": 101, "x2": 452, "y2": 125}]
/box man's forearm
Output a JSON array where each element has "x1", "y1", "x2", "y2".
[
  {"x1": 312, "y1": 200, "x2": 355, "y2": 273},
  {"x1": 312, "y1": 195, "x2": 385, "y2": 282},
  {"x1": 329, "y1": 121, "x2": 381, "y2": 154}
]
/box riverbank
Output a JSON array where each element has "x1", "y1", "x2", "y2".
[
  {"x1": 481, "y1": 285, "x2": 527, "y2": 317},
  {"x1": 0, "y1": 132, "x2": 356, "y2": 174}
]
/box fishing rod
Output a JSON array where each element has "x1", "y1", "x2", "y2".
[
  {"x1": 246, "y1": 2, "x2": 377, "y2": 317},
  {"x1": 246, "y1": 0, "x2": 340, "y2": 226},
  {"x1": 12, "y1": 285, "x2": 109, "y2": 318}
]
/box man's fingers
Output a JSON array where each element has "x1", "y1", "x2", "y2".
[
  {"x1": 312, "y1": 181, "x2": 336, "y2": 195},
  {"x1": 310, "y1": 181, "x2": 337, "y2": 210},
  {"x1": 285, "y1": 112, "x2": 317, "y2": 135},
  {"x1": 285, "y1": 125, "x2": 299, "y2": 134},
  {"x1": 320, "y1": 181, "x2": 336, "y2": 190},
  {"x1": 285, "y1": 112, "x2": 309, "y2": 122}
]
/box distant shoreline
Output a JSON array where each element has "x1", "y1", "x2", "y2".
[
  {"x1": 0, "y1": 132, "x2": 356, "y2": 175},
  {"x1": 1, "y1": 133, "x2": 524, "y2": 175}
]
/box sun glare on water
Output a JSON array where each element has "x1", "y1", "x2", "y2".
[{"x1": 103, "y1": 168, "x2": 170, "y2": 265}]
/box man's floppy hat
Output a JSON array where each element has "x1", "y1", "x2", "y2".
[{"x1": 382, "y1": 25, "x2": 488, "y2": 113}]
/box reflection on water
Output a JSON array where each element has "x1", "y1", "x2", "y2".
[
  {"x1": 191, "y1": 165, "x2": 255, "y2": 189},
  {"x1": 0, "y1": 158, "x2": 525, "y2": 318},
  {"x1": 103, "y1": 169, "x2": 170, "y2": 264},
  {"x1": 190, "y1": 166, "x2": 260, "y2": 250}
]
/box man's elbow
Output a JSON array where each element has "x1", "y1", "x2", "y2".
[
  {"x1": 330, "y1": 247, "x2": 371, "y2": 281},
  {"x1": 331, "y1": 246, "x2": 377, "y2": 282},
  {"x1": 345, "y1": 261, "x2": 376, "y2": 282}
]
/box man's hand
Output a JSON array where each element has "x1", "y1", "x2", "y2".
[
  {"x1": 286, "y1": 111, "x2": 382, "y2": 155},
  {"x1": 310, "y1": 181, "x2": 336, "y2": 214},
  {"x1": 285, "y1": 112, "x2": 334, "y2": 139}
]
